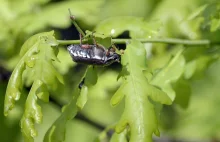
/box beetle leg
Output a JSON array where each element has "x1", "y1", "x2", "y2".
[
  {"x1": 111, "y1": 44, "x2": 117, "y2": 52},
  {"x1": 106, "y1": 49, "x2": 110, "y2": 56},
  {"x1": 80, "y1": 33, "x2": 82, "y2": 46}
]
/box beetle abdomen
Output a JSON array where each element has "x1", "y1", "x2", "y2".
[{"x1": 67, "y1": 44, "x2": 107, "y2": 65}]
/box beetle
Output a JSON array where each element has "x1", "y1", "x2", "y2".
[{"x1": 67, "y1": 34, "x2": 120, "y2": 66}]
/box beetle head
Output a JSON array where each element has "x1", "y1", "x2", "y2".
[{"x1": 105, "y1": 52, "x2": 121, "y2": 65}]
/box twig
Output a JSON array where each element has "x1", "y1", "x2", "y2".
[
  {"x1": 68, "y1": 9, "x2": 86, "y2": 37},
  {"x1": 57, "y1": 38, "x2": 211, "y2": 46}
]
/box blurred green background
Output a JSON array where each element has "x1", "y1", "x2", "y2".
[{"x1": 1, "y1": 0, "x2": 220, "y2": 142}]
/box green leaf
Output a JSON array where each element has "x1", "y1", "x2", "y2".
[
  {"x1": 36, "y1": 83, "x2": 49, "y2": 103},
  {"x1": 43, "y1": 89, "x2": 80, "y2": 142},
  {"x1": 113, "y1": 40, "x2": 171, "y2": 142},
  {"x1": 20, "y1": 31, "x2": 58, "y2": 57},
  {"x1": 85, "y1": 30, "x2": 112, "y2": 48},
  {"x1": 21, "y1": 79, "x2": 44, "y2": 141},
  {"x1": 76, "y1": 86, "x2": 88, "y2": 110},
  {"x1": 184, "y1": 55, "x2": 218, "y2": 79},
  {"x1": 52, "y1": 48, "x2": 76, "y2": 75},
  {"x1": 4, "y1": 31, "x2": 63, "y2": 141},
  {"x1": 211, "y1": 18, "x2": 220, "y2": 32},
  {"x1": 186, "y1": 2, "x2": 220, "y2": 32},
  {"x1": 150, "y1": 48, "x2": 185, "y2": 101},
  {"x1": 4, "y1": 60, "x2": 26, "y2": 116},
  {"x1": 169, "y1": 59, "x2": 220, "y2": 140},
  {"x1": 150, "y1": 0, "x2": 201, "y2": 38},
  {"x1": 99, "y1": 0, "x2": 153, "y2": 19},
  {"x1": 173, "y1": 78, "x2": 191, "y2": 108},
  {"x1": 110, "y1": 130, "x2": 128, "y2": 142},
  {"x1": 44, "y1": 66, "x2": 97, "y2": 142},
  {"x1": 84, "y1": 66, "x2": 98, "y2": 86},
  {"x1": 95, "y1": 17, "x2": 161, "y2": 38},
  {"x1": 186, "y1": 4, "x2": 208, "y2": 20},
  {"x1": 21, "y1": 0, "x2": 103, "y2": 34}
]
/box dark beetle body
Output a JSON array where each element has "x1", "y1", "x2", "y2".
[{"x1": 67, "y1": 44, "x2": 120, "y2": 66}]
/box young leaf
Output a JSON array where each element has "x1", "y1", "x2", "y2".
[
  {"x1": 85, "y1": 30, "x2": 112, "y2": 48},
  {"x1": 4, "y1": 31, "x2": 56, "y2": 115},
  {"x1": 44, "y1": 66, "x2": 97, "y2": 142},
  {"x1": 173, "y1": 77, "x2": 191, "y2": 108},
  {"x1": 110, "y1": 130, "x2": 128, "y2": 142},
  {"x1": 4, "y1": 31, "x2": 63, "y2": 142},
  {"x1": 4, "y1": 61, "x2": 25, "y2": 116},
  {"x1": 21, "y1": 79, "x2": 44, "y2": 141},
  {"x1": 43, "y1": 90, "x2": 80, "y2": 142},
  {"x1": 112, "y1": 40, "x2": 171, "y2": 142},
  {"x1": 76, "y1": 86, "x2": 88, "y2": 110},
  {"x1": 150, "y1": 48, "x2": 185, "y2": 101},
  {"x1": 95, "y1": 17, "x2": 161, "y2": 38}
]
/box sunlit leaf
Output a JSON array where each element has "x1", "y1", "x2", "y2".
[
  {"x1": 173, "y1": 78, "x2": 191, "y2": 108},
  {"x1": 113, "y1": 40, "x2": 171, "y2": 142},
  {"x1": 21, "y1": 79, "x2": 44, "y2": 141},
  {"x1": 22, "y1": 0, "x2": 103, "y2": 34},
  {"x1": 77, "y1": 86, "x2": 88, "y2": 110},
  {"x1": 110, "y1": 130, "x2": 128, "y2": 142},
  {"x1": 85, "y1": 30, "x2": 112, "y2": 48},
  {"x1": 4, "y1": 31, "x2": 63, "y2": 142},
  {"x1": 184, "y1": 55, "x2": 218, "y2": 79},
  {"x1": 95, "y1": 17, "x2": 161, "y2": 38},
  {"x1": 44, "y1": 66, "x2": 97, "y2": 142},
  {"x1": 150, "y1": 48, "x2": 185, "y2": 101},
  {"x1": 169, "y1": 59, "x2": 220, "y2": 140},
  {"x1": 150, "y1": 0, "x2": 201, "y2": 38}
]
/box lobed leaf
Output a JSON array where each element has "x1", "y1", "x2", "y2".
[
  {"x1": 4, "y1": 61, "x2": 25, "y2": 116},
  {"x1": 150, "y1": 49, "x2": 185, "y2": 101},
  {"x1": 4, "y1": 40, "x2": 41, "y2": 116},
  {"x1": 21, "y1": 79, "x2": 44, "y2": 142},
  {"x1": 4, "y1": 31, "x2": 63, "y2": 142},
  {"x1": 112, "y1": 40, "x2": 171, "y2": 142}
]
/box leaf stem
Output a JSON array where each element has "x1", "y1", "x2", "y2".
[
  {"x1": 112, "y1": 38, "x2": 210, "y2": 45},
  {"x1": 57, "y1": 38, "x2": 211, "y2": 46}
]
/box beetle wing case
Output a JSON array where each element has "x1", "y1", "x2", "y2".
[
  {"x1": 67, "y1": 44, "x2": 106, "y2": 65},
  {"x1": 67, "y1": 44, "x2": 121, "y2": 66}
]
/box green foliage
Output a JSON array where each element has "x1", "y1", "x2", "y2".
[
  {"x1": 95, "y1": 17, "x2": 161, "y2": 38},
  {"x1": 151, "y1": 48, "x2": 185, "y2": 101},
  {"x1": 111, "y1": 40, "x2": 171, "y2": 142},
  {"x1": 44, "y1": 66, "x2": 97, "y2": 142},
  {"x1": 4, "y1": 31, "x2": 63, "y2": 141},
  {"x1": 2, "y1": 0, "x2": 220, "y2": 142}
]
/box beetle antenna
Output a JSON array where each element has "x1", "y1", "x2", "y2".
[{"x1": 68, "y1": 8, "x2": 86, "y2": 37}]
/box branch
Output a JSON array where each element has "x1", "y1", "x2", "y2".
[
  {"x1": 113, "y1": 38, "x2": 210, "y2": 45},
  {"x1": 57, "y1": 38, "x2": 212, "y2": 46}
]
